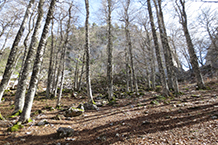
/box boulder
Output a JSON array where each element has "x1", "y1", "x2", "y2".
[
  {"x1": 57, "y1": 127, "x2": 74, "y2": 138},
  {"x1": 65, "y1": 107, "x2": 84, "y2": 117}
]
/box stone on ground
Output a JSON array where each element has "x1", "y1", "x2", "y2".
[
  {"x1": 64, "y1": 107, "x2": 84, "y2": 117},
  {"x1": 57, "y1": 127, "x2": 74, "y2": 138}
]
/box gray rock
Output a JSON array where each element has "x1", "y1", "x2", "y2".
[
  {"x1": 65, "y1": 107, "x2": 84, "y2": 117},
  {"x1": 83, "y1": 103, "x2": 98, "y2": 110},
  {"x1": 57, "y1": 127, "x2": 74, "y2": 138}
]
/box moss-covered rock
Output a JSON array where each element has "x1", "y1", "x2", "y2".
[{"x1": 64, "y1": 107, "x2": 84, "y2": 117}]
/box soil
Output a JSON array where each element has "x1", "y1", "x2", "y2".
[{"x1": 0, "y1": 78, "x2": 218, "y2": 145}]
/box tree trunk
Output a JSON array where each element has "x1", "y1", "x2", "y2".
[
  {"x1": 175, "y1": 0, "x2": 205, "y2": 89},
  {"x1": 155, "y1": 0, "x2": 179, "y2": 93},
  {"x1": 143, "y1": 24, "x2": 156, "y2": 90},
  {"x1": 85, "y1": 0, "x2": 94, "y2": 103},
  {"x1": 56, "y1": 46, "x2": 66, "y2": 107},
  {"x1": 125, "y1": 47, "x2": 130, "y2": 92},
  {"x1": 0, "y1": 0, "x2": 35, "y2": 102},
  {"x1": 13, "y1": 0, "x2": 44, "y2": 114},
  {"x1": 147, "y1": 0, "x2": 169, "y2": 96},
  {"x1": 56, "y1": 4, "x2": 72, "y2": 107},
  {"x1": 19, "y1": 0, "x2": 56, "y2": 123},
  {"x1": 107, "y1": 0, "x2": 113, "y2": 100},
  {"x1": 74, "y1": 58, "x2": 79, "y2": 91},
  {"x1": 46, "y1": 19, "x2": 54, "y2": 98},
  {"x1": 78, "y1": 52, "x2": 85, "y2": 91},
  {"x1": 123, "y1": 0, "x2": 138, "y2": 93}
]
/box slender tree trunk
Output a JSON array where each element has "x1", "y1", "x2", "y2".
[
  {"x1": 74, "y1": 58, "x2": 79, "y2": 90},
  {"x1": 125, "y1": 47, "x2": 130, "y2": 92},
  {"x1": 175, "y1": 0, "x2": 205, "y2": 89},
  {"x1": 144, "y1": 24, "x2": 156, "y2": 90},
  {"x1": 13, "y1": 0, "x2": 44, "y2": 114},
  {"x1": 150, "y1": 46, "x2": 156, "y2": 90},
  {"x1": 0, "y1": 0, "x2": 35, "y2": 102},
  {"x1": 19, "y1": 0, "x2": 56, "y2": 123},
  {"x1": 85, "y1": 0, "x2": 94, "y2": 103},
  {"x1": 54, "y1": 62, "x2": 61, "y2": 98},
  {"x1": 153, "y1": 0, "x2": 172, "y2": 89},
  {"x1": 22, "y1": 10, "x2": 36, "y2": 71},
  {"x1": 155, "y1": 0, "x2": 179, "y2": 93},
  {"x1": 52, "y1": 44, "x2": 61, "y2": 97},
  {"x1": 56, "y1": 46, "x2": 66, "y2": 107},
  {"x1": 158, "y1": 0, "x2": 179, "y2": 93},
  {"x1": 56, "y1": 4, "x2": 72, "y2": 107},
  {"x1": 46, "y1": 19, "x2": 55, "y2": 98},
  {"x1": 14, "y1": 11, "x2": 36, "y2": 90},
  {"x1": 147, "y1": 0, "x2": 169, "y2": 96},
  {"x1": 78, "y1": 52, "x2": 85, "y2": 91},
  {"x1": 107, "y1": 0, "x2": 113, "y2": 100},
  {"x1": 123, "y1": 0, "x2": 138, "y2": 93}
]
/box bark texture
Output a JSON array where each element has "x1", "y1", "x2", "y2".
[
  {"x1": 175, "y1": 0, "x2": 205, "y2": 89},
  {"x1": 154, "y1": 0, "x2": 179, "y2": 93},
  {"x1": 0, "y1": 0, "x2": 35, "y2": 102},
  {"x1": 13, "y1": 0, "x2": 44, "y2": 114},
  {"x1": 19, "y1": 0, "x2": 56, "y2": 123},
  {"x1": 123, "y1": 0, "x2": 138, "y2": 93},
  {"x1": 85, "y1": 0, "x2": 94, "y2": 103},
  {"x1": 57, "y1": 4, "x2": 72, "y2": 107},
  {"x1": 107, "y1": 0, "x2": 113, "y2": 100},
  {"x1": 147, "y1": 0, "x2": 169, "y2": 96},
  {"x1": 46, "y1": 19, "x2": 54, "y2": 98}
]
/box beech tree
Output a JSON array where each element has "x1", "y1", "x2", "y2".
[
  {"x1": 13, "y1": 0, "x2": 44, "y2": 114},
  {"x1": 154, "y1": 0, "x2": 179, "y2": 93},
  {"x1": 107, "y1": 0, "x2": 113, "y2": 100},
  {"x1": 46, "y1": 19, "x2": 54, "y2": 98},
  {"x1": 120, "y1": 0, "x2": 138, "y2": 93},
  {"x1": 175, "y1": 0, "x2": 205, "y2": 89},
  {"x1": 147, "y1": 0, "x2": 169, "y2": 96},
  {"x1": 57, "y1": 2, "x2": 73, "y2": 107},
  {"x1": 0, "y1": 0, "x2": 35, "y2": 102},
  {"x1": 19, "y1": 0, "x2": 56, "y2": 123},
  {"x1": 85, "y1": 0, "x2": 94, "y2": 103}
]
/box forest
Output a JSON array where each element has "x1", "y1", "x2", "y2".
[{"x1": 0, "y1": 0, "x2": 218, "y2": 144}]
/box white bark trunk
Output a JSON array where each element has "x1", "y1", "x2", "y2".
[
  {"x1": 0, "y1": 0, "x2": 35, "y2": 102},
  {"x1": 13, "y1": 0, "x2": 44, "y2": 114},
  {"x1": 85, "y1": 0, "x2": 94, "y2": 103},
  {"x1": 19, "y1": 0, "x2": 56, "y2": 123}
]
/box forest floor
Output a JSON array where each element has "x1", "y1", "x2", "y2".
[{"x1": 0, "y1": 78, "x2": 218, "y2": 145}]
